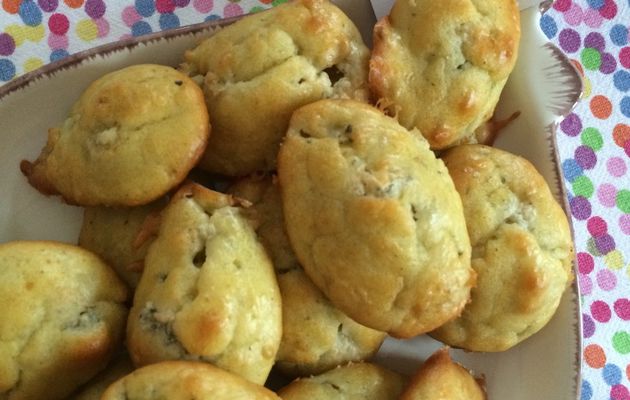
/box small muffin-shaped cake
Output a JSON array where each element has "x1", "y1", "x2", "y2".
[
  {"x1": 400, "y1": 348, "x2": 486, "y2": 400},
  {"x1": 78, "y1": 199, "x2": 166, "y2": 288},
  {"x1": 70, "y1": 353, "x2": 135, "y2": 400},
  {"x1": 21, "y1": 64, "x2": 209, "y2": 206},
  {"x1": 0, "y1": 241, "x2": 128, "y2": 400},
  {"x1": 369, "y1": 0, "x2": 520, "y2": 149},
  {"x1": 126, "y1": 183, "x2": 282, "y2": 385},
  {"x1": 184, "y1": 0, "x2": 369, "y2": 176},
  {"x1": 228, "y1": 175, "x2": 386, "y2": 376},
  {"x1": 431, "y1": 145, "x2": 574, "y2": 351},
  {"x1": 278, "y1": 362, "x2": 406, "y2": 400},
  {"x1": 101, "y1": 361, "x2": 280, "y2": 400},
  {"x1": 278, "y1": 99, "x2": 473, "y2": 338}
]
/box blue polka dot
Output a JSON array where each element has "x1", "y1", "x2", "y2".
[
  {"x1": 135, "y1": 0, "x2": 155, "y2": 17},
  {"x1": 610, "y1": 24, "x2": 628, "y2": 46},
  {"x1": 204, "y1": 14, "x2": 221, "y2": 21},
  {"x1": 563, "y1": 159, "x2": 583, "y2": 182},
  {"x1": 587, "y1": 0, "x2": 604, "y2": 8},
  {"x1": 540, "y1": 14, "x2": 557, "y2": 39},
  {"x1": 603, "y1": 364, "x2": 622, "y2": 386},
  {"x1": 614, "y1": 70, "x2": 630, "y2": 92},
  {"x1": 0, "y1": 59, "x2": 16, "y2": 81},
  {"x1": 19, "y1": 0, "x2": 43, "y2": 27},
  {"x1": 580, "y1": 380, "x2": 592, "y2": 400},
  {"x1": 159, "y1": 13, "x2": 180, "y2": 30},
  {"x1": 50, "y1": 49, "x2": 68, "y2": 62},
  {"x1": 131, "y1": 21, "x2": 153, "y2": 37},
  {"x1": 621, "y1": 96, "x2": 630, "y2": 118}
]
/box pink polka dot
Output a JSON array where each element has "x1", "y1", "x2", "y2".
[
  {"x1": 564, "y1": 3, "x2": 583, "y2": 26},
  {"x1": 94, "y1": 17, "x2": 109, "y2": 37},
  {"x1": 614, "y1": 299, "x2": 630, "y2": 320},
  {"x1": 598, "y1": 183, "x2": 618, "y2": 207},
  {"x1": 156, "y1": 0, "x2": 175, "y2": 13},
  {"x1": 621, "y1": 47, "x2": 630, "y2": 69},
  {"x1": 223, "y1": 2, "x2": 242, "y2": 17},
  {"x1": 597, "y1": 269, "x2": 617, "y2": 291},
  {"x1": 620, "y1": 214, "x2": 630, "y2": 235},
  {"x1": 608, "y1": 157, "x2": 627, "y2": 177},
  {"x1": 121, "y1": 5, "x2": 141, "y2": 27},
  {"x1": 588, "y1": 216, "x2": 608, "y2": 237},
  {"x1": 591, "y1": 300, "x2": 612, "y2": 322},
  {"x1": 48, "y1": 13, "x2": 69, "y2": 35},
  {"x1": 580, "y1": 273, "x2": 593, "y2": 296},
  {"x1": 584, "y1": 8, "x2": 603, "y2": 28},
  {"x1": 193, "y1": 0, "x2": 212, "y2": 13},
  {"x1": 47, "y1": 33, "x2": 68, "y2": 50},
  {"x1": 600, "y1": 0, "x2": 617, "y2": 19},
  {"x1": 554, "y1": 0, "x2": 572, "y2": 11},
  {"x1": 578, "y1": 252, "x2": 595, "y2": 274},
  {"x1": 119, "y1": 33, "x2": 133, "y2": 41}
]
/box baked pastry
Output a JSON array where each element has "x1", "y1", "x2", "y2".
[
  {"x1": 369, "y1": 0, "x2": 520, "y2": 149},
  {"x1": 278, "y1": 362, "x2": 406, "y2": 400},
  {"x1": 126, "y1": 183, "x2": 282, "y2": 385},
  {"x1": 183, "y1": 0, "x2": 369, "y2": 176},
  {"x1": 78, "y1": 199, "x2": 166, "y2": 288},
  {"x1": 70, "y1": 353, "x2": 134, "y2": 400},
  {"x1": 228, "y1": 175, "x2": 386, "y2": 376},
  {"x1": 0, "y1": 241, "x2": 128, "y2": 400},
  {"x1": 277, "y1": 99, "x2": 473, "y2": 338},
  {"x1": 100, "y1": 361, "x2": 280, "y2": 400},
  {"x1": 21, "y1": 64, "x2": 209, "y2": 206},
  {"x1": 400, "y1": 348, "x2": 486, "y2": 400},
  {"x1": 431, "y1": 144, "x2": 574, "y2": 351}
]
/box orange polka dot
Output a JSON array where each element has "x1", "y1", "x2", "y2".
[
  {"x1": 571, "y1": 59, "x2": 584, "y2": 76},
  {"x1": 590, "y1": 95, "x2": 612, "y2": 119},
  {"x1": 2, "y1": 0, "x2": 22, "y2": 14},
  {"x1": 64, "y1": 0, "x2": 84, "y2": 8},
  {"x1": 584, "y1": 344, "x2": 606, "y2": 369},
  {"x1": 614, "y1": 124, "x2": 630, "y2": 147}
]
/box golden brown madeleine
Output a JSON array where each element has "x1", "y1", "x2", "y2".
[
  {"x1": 126, "y1": 183, "x2": 281, "y2": 385},
  {"x1": 228, "y1": 176, "x2": 386, "y2": 376},
  {"x1": 184, "y1": 0, "x2": 369, "y2": 176},
  {"x1": 278, "y1": 362, "x2": 406, "y2": 400},
  {"x1": 101, "y1": 361, "x2": 280, "y2": 400},
  {"x1": 78, "y1": 199, "x2": 166, "y2": 289},
  {"x1": 0, "y1": 241, "x2": 128, "y2": 400},
  {"x1": 277, "y1": 99, "x2": 473, "y2": 338},
  {"x1": 431, "y1": 145, "x2": 574, "y2": 351},
  {"x1": 400, "y1": 348, "x2": 486, "y2": 400},
  {"x1": 369, "y1": 0, "x2": 520, "y2": 149},
  {"x1": 70, "y1": 353, "x2": 134, "y2": 400},
  {"x1": 21, "y1": 64, "x2": 209, "y2": 207}
]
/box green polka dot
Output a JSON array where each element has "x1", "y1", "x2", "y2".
[
  {"x1": 581, "y1": 127, "x2": 603, "y2": 151},
  {"x1": 249, "y1": 6, "x2": 265, "y2": 12},
  {"x1": 613, "y1": 331, "x2": 630, "y2": 354},
  {"x1": 587, "y1": 237, "x2": 602, "y2": 256},
  {"x1": 573, "y1": 176, "x2": 594, "y2": 198},
  {"x1": 617, "y1": 190, "x2": 630, "y2": 213},
  {"x1": 272, "y1": 0, "x2": 288, "y2": 5},
  {"x1": 581, "y1": 48, "x2": 601, "y2": 70}
]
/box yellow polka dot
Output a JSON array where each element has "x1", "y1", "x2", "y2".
[
  {"x1": 583, "y1": 75, "x2": 592, "y2": 99},
  {"x1": 23, "y1": 58, "x2": 43, "y2": 73},
  {"x1": 76, "y1": 19, "x2": 98, "y2": 41},
  {"x1": 5, "y1": 24, "x2": 26, "y2": 46},
  {"x1": 605, "y1": 250, "x2": 624, "y2": 270},
  {"x1": 24, "y1": 24, "x2": 45, "y2": 42}
]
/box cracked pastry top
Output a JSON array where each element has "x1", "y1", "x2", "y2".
[
  {"x1": 369, "y1": 0, "x2": 520, "y2": 149},
  {"x1": 430, "y1": 144, "x2": 574, "y2": 352},
  {"x1": 399, "y1": 348, "x2": 486, "y2": 400},
  {"x1": 229, "y1": 175, "x2": 387, "y2": 377},
  {"x1": 126, "y1": 183, "x2": 282, "y2": 385},
  {"x1": 0, "y1": 240, "x2": 128, "y2": 400},
  {"x1": 100, "y1": 361, "x2": 280, "y2": 400},
  {"x1": 183, "y1": 0, "x2": 369, "y2": 176},
  {"x1": 277, "y1": 99, "x2": 474, "y2": 338},
  {"x1": 277, "y1": 362, "x2": 407, "y2": 400},
  {"x1": 20, "y1": 64, "x2": 209, "y2": 207}
]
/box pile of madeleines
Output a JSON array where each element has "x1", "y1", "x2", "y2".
[{"x1": 2, "y1": 0, "x2": 574, "y2": 398}]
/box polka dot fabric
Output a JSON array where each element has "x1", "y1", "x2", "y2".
[
  {"x1": 542, "y1": 1, "x2": 630, "y2": 399},
  {"x1": 0, "y1": 0, "x2": 628, "y2": 398}
]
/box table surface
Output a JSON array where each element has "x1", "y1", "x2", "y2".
[{"x1": 0, "y1": 1, "x2": 628, "y2": 399}]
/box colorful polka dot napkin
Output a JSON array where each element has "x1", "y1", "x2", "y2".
[{"x1": 0, "y1": 1, "x2": 628, "y2": 399}]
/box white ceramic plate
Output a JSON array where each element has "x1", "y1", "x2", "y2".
[{"x1": 0, "y1": 1, "x2": 582, "y2": 398}]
